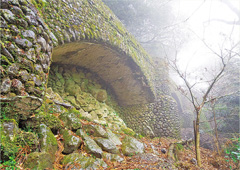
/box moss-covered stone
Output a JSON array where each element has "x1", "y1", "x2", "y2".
[
  {"x1": 22, "y1": 111, "x2": 62, "y2": 132},
  {"x1": 0, "y1": 119, "x2": 20, "y2": 160},
  {"x1": 38, "y1": 124, "x2": 58, "y2": 162},
  {"x1": 24, "y1": 152, "x2": 53, "y2": 170},
  {"x1": 121, "y1": 136, "x2": 145, "y2": 156},
  {"x1": 65, "y1": 96, "x2": 80, "y2": 109},
  {"x1": 94, "y1": 137, "x2": 119, "y2": 154},
  {"x1": 83, "y1": 124, "x2": 108, "y2": 138},
  {"x1": 17, "y1": 131, "x2": 39, "y2": 152},
  {"x1": 65, "y1": 79, "x2": 81, "y2": 96},
  {"x1": 102, "y1": 152, "x2": 124, "y2": 162},
  {"x1": 106, "y1": 129, "x2": 122, "y2": 145},
  {"x1": 121, "y1": 127, "x2": 136, "y2": 136},
  {"x1": 59, "y1": 112, "x2": 82, "y2": 130},
  {"x1": 96, "y1": 89, "x2": 108, "y2": 103},
  {"x1": 1, "y1": 119, "x2": 39, "y2": 162},
  {"x1": 60, "y1": 129, "x2": 82, "y2": 154},
  {"x1": 62, "y1": 152, "x2": 107, "y2": 170},
  {"x1": 76, "y1": 129, "x2": 102, "y2": 158}
]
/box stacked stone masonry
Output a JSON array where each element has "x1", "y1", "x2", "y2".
[{"x1": 0, "y1": 0, "x2": 180, "y2": 138}]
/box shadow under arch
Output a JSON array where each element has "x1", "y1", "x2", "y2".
[{"x1": 52, "y1": 41, "x2": 155, "y2": 106}]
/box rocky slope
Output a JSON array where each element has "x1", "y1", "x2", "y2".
[{"x1": 0, "y1": 63, "x2": 146, "y2": 169}]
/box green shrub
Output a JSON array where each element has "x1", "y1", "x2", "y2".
[{"x1": 225, "y1": 137, "x2": 240, "y2": 169}]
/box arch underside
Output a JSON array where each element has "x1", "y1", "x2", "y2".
[{"x1": 52, "y1": 41, "x2": 155, "y2": 106}]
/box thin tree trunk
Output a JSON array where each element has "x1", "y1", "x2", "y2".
[
  {"x1": 196, "y1": 111, "x2": 202, "y2": 167},
  {"x1": 212, "y1": 103, "x2": 221, "y2": 155},
  {"x1": 193, "y1": 120, "x2": 197, "y2": 154}
]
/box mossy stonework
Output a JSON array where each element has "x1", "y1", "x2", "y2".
[{"x1": 0, "y1": 0, "x2": 180, "y2": 147}]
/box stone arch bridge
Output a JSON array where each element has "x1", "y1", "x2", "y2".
[{"x1": 0, "y1": 0, "x2": 180, "y2": 137}]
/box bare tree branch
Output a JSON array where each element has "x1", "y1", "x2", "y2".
[
  {"x1": 206, "y1": 0, "x2": 240, "y2": 25},
  {"x1": 220, "y1": 0, "x2": 240, "y2": 19}
]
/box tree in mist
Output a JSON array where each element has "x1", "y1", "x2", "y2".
[
  {"x1": 103, "y1": 0, "x2": 187, "y2": 58},
  {"x1": 167, "y1": 37, "x2": 239, "y2": 166}
]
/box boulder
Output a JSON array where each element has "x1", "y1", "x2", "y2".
[
  {"x1": 133, "y1": 153, "x2": 160, "y2": 163},
  {"x1": 65, "y1": 80, "x2": 81, "y2": 96},
  {"x1": 24, "y1": 152, "x2": 53, "y2": 169},
  {"x1": 96, "y1": 89, "x2": 107, "y2": 102},
  {"x1": 1, "y1": 119, "x2": 38, "y2": 161},
  {"x1": 94, "y1": 137, "x2": 119, "y2": 154},
  {"x1": 2, "y1": 119, "x2": 19, "y2": 142},
  {"x1": 38, "y1": 124, "x2": 58, "y2": 162},
  {"x1": 121, "y1": 136, "x2": 145, "y2": 156},
  {"x1": 0, "y1": 77, "x2": 11, "y2": 94},
  {"x1": 83, "y1": 124, "x2": 108, "y2": 138},
  {"x1": 19, "y1": 70, "x2": 30, "y2": 82},
  {"x1": 76, "y1": 129, "x2": 102, "y2": 158},
  {"x1": 0, "y1": 96, "x2": 42, "y2": 113},
  {"x1": 106, "y1": 129, "x2": 122, "y2": 145},
  {"x1": 22, "y1": 30, "x2": 36, "y2": 41},
  {"x1": 60, "y1": 129, "x2": 82, "y2": 154},
  {"x1": 65, "y1": 96, "x2": 80, "y2": 109},
  {"x1": 7, "y1": 63, "x2": 19, "y2": 77},
  {"x1": 76, "y1": 92, "x2": 100, "y2": 112},
  {"x1": 59, "y1": 112, "x2": 82, "y2": 130},
  {"x1": 37, "y1": 36, "x2": 47, "y2": 52},
  {"x1": 14, "y1": 37, "x2": 33, "y2": 49},
  {"x1": 11, "y1": 79, "x2": 24, "y2": 93},
  {"x1": 1, "y1": 9, "x2": 16, "y2": 24}
]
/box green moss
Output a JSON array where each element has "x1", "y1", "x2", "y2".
[
  {"x1": 24, "y1": 152, "x2": 53, "y2": 169},
  {"x1": 121, "y1": 127, "x2": 136, "y2": 136},
  {"x1": 175, "y1": 143, "x2": 184, "y2": 151},
  {"x1": 23, "y1": 108, "x2": 62, "y2": 131},
  {"x1": 0, "y1": 119, "x2": 39, "y2": 168},
  {"x1": 0, "y1": 54, "x2": 12, "y2": 68},
  {"x1": 30, "y1": 0, "x2": 46, "y2": 13}
]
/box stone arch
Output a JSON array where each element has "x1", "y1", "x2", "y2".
[{"x1": 0, "y1": 0, "x2": 155, "y2": 106}]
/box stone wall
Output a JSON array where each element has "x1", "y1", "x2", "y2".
[
  {"x1": 121, "y1": 96, "x2": 180, "y2": 138},
  {"x1": 118, "y1": 58, "x2": 180, "y2": 138}
]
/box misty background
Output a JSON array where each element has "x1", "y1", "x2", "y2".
[{"x1": 103, "y1": 0, "x2": 240, "y2": 150}]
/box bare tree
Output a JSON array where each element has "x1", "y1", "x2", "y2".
[
  {"x1": 207, "y1": 0, "x2": 240, "y2": 25},
  {"x1": 167, "y1": 39, "x2": 239, "y2": 166}
]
